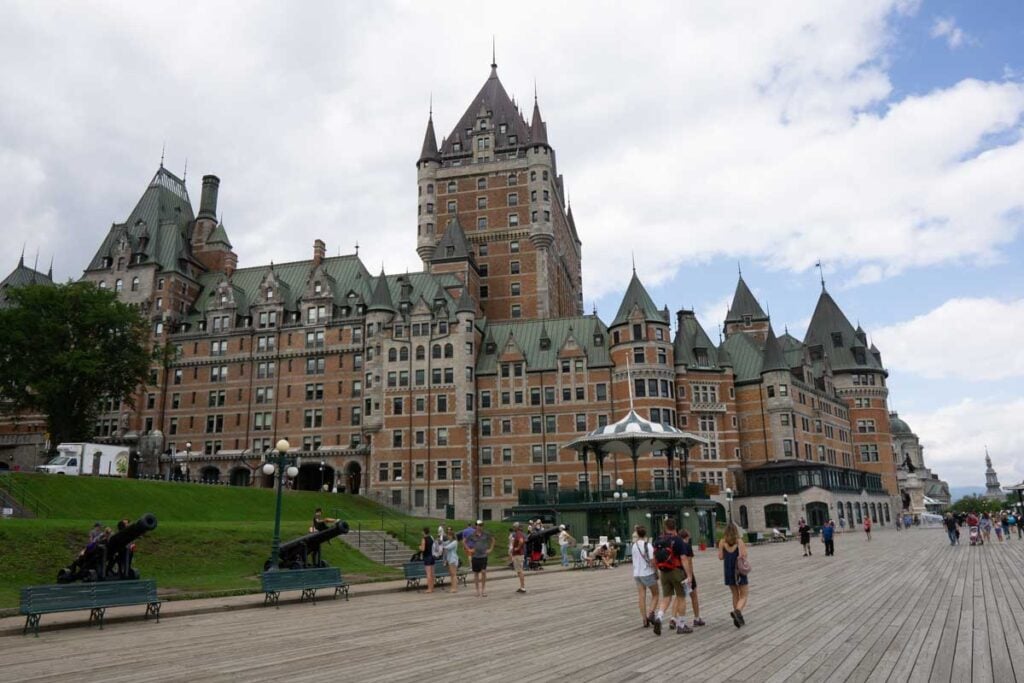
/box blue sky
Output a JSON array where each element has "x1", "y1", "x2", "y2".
[{"x1": 0, "y1": 1, "x2": 1021, "y2": 487}]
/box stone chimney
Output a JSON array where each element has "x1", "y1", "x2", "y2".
[
  {"x1": 198, "y1": 175, "x2": 220, "y2": 220},
  {"x1": 313, "y1": 239, "x2": 326, "y2": 267}
]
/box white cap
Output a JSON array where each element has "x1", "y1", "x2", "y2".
[
  {"x1": 559, "y1": 524, "x2": 566, "y2": 530},
  {"x1": 475, "y1": 519, "x2": 483, "y2": 525}
]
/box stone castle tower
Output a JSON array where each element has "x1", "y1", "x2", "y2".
[{"x1": 416, "y1": 59, "x2": 583, "y2": 322}]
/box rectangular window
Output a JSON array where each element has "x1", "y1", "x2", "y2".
[
  {"x1": 436, "y1": 428, "x2": 448, "y2": 446},
  {"x1": 575, "y1": 414, "x2": 587, "y2": 431},
  {"x1": 481, "y1": 447, "x2": 493, "y2": 465}
]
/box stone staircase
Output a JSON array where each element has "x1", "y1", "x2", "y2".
[{"x1": 341, "y1": 530, "x2": 412, "y2": 568}]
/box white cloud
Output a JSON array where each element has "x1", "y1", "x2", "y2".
[
  {"x1": 905, "y1": 398, "x2": 1024, "y2": 487},
  {"x1": 930, "y1": 16, "x2": 972, "y2": 50},
  {"x1": 696, "y1": 293, "x2": 733, "y2": 334},
  {"x1": 872, "y1": 298, "x2": 1024, "y2": 381},
  {"x1": 0, "y1": 1, "x2": 1020, "y2": 302}
]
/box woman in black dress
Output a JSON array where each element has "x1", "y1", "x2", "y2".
[{"x1": 718, "y1": 522, "x2": 749, "y2": 628}]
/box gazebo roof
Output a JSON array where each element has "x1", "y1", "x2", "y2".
[{"x1": 564, "y1": 409, "x2": 707, "y2": 455}]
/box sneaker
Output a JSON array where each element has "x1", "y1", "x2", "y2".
[
  {"x1": 516, "y1": 588, "x2": 526, "y2": 593},
  {"x1": 676, "y1": 624, "x2": 693, "y2": 634},
  {"x1": 693, "y1": 618, "x2": 706, "y2": 627},
  {"x1": 668, "y1": 619, "x2": 676, "y2": 630},
  {"x1": 647, "y1": 611, "x2": 656, "y2": 624},
  {"x1": 653, "y1": 618, "x2": 662, "y2": 636},
  {"x1": 735, "y1": 609, "x2": 745, "y2": 625},
  {"x1": 730, "y1": 611, "x2": 740, "y2": 628}
]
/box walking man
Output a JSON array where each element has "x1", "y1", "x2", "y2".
[
  {"x1": 510, "y1": 522, "x2": 526, "y2": 593},
  {"x1": 463, "y1": 520, "x2": 495, "y2": 597},
  {"x1": 822, "y1": 519, "x2": 835, "y2": 556},
  {"x1": 558, "y1": 524, "x2": 575, "y2": 567},
  {"x1": 652, "y1": 518, "x2": 691, "y2": 635},
  {"x1": 943, "y1": 513, "x2": 958, "y2": 546},
  {"x1": 678, "y1": 529, "x2": 705, "y2": 626}
]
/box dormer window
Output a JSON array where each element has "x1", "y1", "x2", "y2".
[
  {"x1": 314, "y1": 281, "x2": 323, "y2": 295},
  {"x1": 266, "y1": 289, "x2": 273, "y2": 300},
  {"x1": 479, "y1": 120, "x2": 487, "y2": 130},
  {"x1": 539, "y1": 337, "x2": 550, "y2": 350},
  {"x1": 499, "y1": 123, "x2": 507, "y2": 134},
  {"x1": 453, "y1": 142, "x2": 462, "y2": 153},
  {"x1": 743, "y1": 315, "x2": 752, "y2": 327},
  {"x1": 831, "y1": 332, "x2": 843, "y2": 348},
  {"x1": 485, "y1": 341, "x2": 497, "y2": 354},
  {"x1": 508, "y1": 135, "x2": 517, "y2": 145},
  {"x1": 220, "y1": 294, "x2": 228, "y2": 303}
]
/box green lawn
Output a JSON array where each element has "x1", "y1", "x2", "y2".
[{"x1": 0, "y1": 473, "x2": 476, "y2": 608}]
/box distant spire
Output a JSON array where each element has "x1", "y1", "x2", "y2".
[
  {"x1": 160, "y1": 143, "x2": 165, "y2": 169},
  {"x1": 19, "y1": 244, "x2": 25, "y2": 268},
  {"x1": 491, "y1": 36, "x2": 496, "y2": 69},
  {"x1": 47, "y1": 256, "x2": 53, "y2": 280},
  {"x1": 183, "y1": 157, "x2": 188, "y2": 182},
  {"x1": 631, "y1": 251, "x2": 636, "y2": 273},
  {"x1": 816, "y1": 260, "x2": 826, "y2": 290},
  {"x1": 737, "y1": 261, "x2": 742, "y2": 277},
  {"x1": 33, "y1": 247, "x2": 39, "y2": 273}
]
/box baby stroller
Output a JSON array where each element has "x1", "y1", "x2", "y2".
[{"x1": 969, "y1": 526, "x2": 982, "y2": 546}]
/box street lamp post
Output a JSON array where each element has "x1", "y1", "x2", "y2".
[
  {"x1": 613, "y1": 478, "x2": 629, "y2": 542},
  {"x1": 725, "y1": 487, "x2": 734, "y2": 524},
  {"x1": 181, "y1": 442, "x2": 192, "y2": 482},
  {"x1": 262, "y1": 439, "x2": 296, "y2": 571},
  {"x1": 783, "y1": 494, "x2": 790, "y2": 531},
  {"x1": 319, "y1": 460, "x2": 325, "y2": 492}
]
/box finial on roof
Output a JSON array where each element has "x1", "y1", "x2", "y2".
[
  {"x1": 533, "y1": 78, "x2": 538, "y2": 103},
  {"x1": 738, "y1": 261, "x2": 742, "y2": 277},
  {"x1": 160, "y1": 143, "x2": 165, "y2": 169},
  {"x1": 19, "y1": 243, "x2": 25, "y2": 268},
  {"x1": 183, "y1": 157, "x2": 188, "y2": 182},
  {"x1": 491, "y1": 36, "x2": 496, "y2": 69},
  {"x1": 631, "y1": 251, "x2": 636, "y2": 274},
  {"x1": 33, "y1": 247, "x2": 39, "y2": 273},
  {"x1": 47, "y1": 256, "x2": 53, "y2": 280},
  {"x1": 816, "y1": 259, "x2": 825, "y2": 290},
  {"x1": 355, "y1": 241, "x2": 359, "y2": 255},
  {"x1": 766, "y1": 301, "x2": 770, "y2": 318}
]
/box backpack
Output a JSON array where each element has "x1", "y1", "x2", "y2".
[
  {"x1": 431, "y1": 537, "x2": 444, "y2": 559},
  {"x1": 652, "y1": 535, "x2": 679, "y2": 571}
]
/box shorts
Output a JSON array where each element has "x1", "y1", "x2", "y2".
[
  {"x1": 659, "y1": 568, "x2": 687, "y2": 598},
  {"x1": 512, "y1": 555, "x2": 524, "y2": 571},
  {"x1": 471, "y1": 556, "x2": 489, "y2": 573},
  {"x1": 635, "y1": 574, "x2": 658, "y2": 588},
  {"x1": 423, "y1": 556, "x2": 436, "y2": 567}
]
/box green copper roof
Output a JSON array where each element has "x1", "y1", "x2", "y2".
[
  {"x1": 804, "y1": 289, "x2": 885, "y2": 373},
  {"x1": 367, "y1": 270, "x2": 397, "y2": 313},
  {"x1": 476, "y1": 315, "x2": 611, "y2": 374},
  {"x1": 432, "y1": 216, "x2": 473, "y2": 263},
  {"x1": 0, "y1": 256, "x2": 55, "y2": 307},
  {"x1": 207, "y1": 222, "x2": 232, "y2": 248},
  {"x1": 725, "y1": 276, "x2": 768, "y2": 323},
  {"x1": 674, "y1": 312, "x2": 724, "y2": 370},
  {"x1": 760, "y1": 326, "x2": 789, "y2": 373},
  {"x1": 611, "y1": 271, "x2": 664, "y2": 327},
  {"x1": 721, "y1": 333, "x2": 763, "y2": 383},
  {"x1": 85, "y1": 167, "x2": 197, "y2": 277}
]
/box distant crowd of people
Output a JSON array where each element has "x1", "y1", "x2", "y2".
[{"x1": 943, "y1": 510, "x2": 1021, "y2": 546}]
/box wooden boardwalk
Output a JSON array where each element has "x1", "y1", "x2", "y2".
[{"x1": 3, "y1": 528, "x2": 1024, "y2": 682}]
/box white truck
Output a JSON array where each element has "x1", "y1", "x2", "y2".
[{"x1": 35, "y1": 443, "x2": 129, "y2": 476}]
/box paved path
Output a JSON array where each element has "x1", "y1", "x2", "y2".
[{"x1": 3, "y1": 528, "x2": 1023, "y2": 682}]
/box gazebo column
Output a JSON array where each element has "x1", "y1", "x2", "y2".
[
  {"x1": 630, "y1": 441, "x2": 640, "y2": 497},
  {"x1": 681, "y1": 444, "x2": 690, "y2": 496},
  {"x1": 595, "y1": 447, "x2": 607, "y2": 499},
  {"x1": 666, "y1": 445, "x2": 676, "y2": 498},
  {"x1": 580, "y1": 446, "x2": 591, "y2": 502}
]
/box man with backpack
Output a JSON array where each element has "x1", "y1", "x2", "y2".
[{"x1": 652, "y1": 518, "x2": 691, "y2": 635}]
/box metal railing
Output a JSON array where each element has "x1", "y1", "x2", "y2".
[
  {"x1": 517, "y1": 483, "x2": 709, "y2": 506},
  {"x1": 0, "y1": 473, "x2": 53, "y2": 518}
]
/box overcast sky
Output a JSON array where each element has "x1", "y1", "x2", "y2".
[{"x1": 1, "y1": 1, "x2": 1022, "y2": 489}]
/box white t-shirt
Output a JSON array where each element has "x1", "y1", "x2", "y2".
[
  {"x1": 631, "y1": 539, "x2": 655, "y2": 578},
  {"x1": 558, "y1": 530, "x2": 571, "y2": 546}
]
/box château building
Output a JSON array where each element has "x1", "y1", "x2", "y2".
[{"x1": 4, "y1": 60, "x2": 931, "y2": 531}]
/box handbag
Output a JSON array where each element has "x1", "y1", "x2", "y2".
[{"x1": 736, "y1": 554, "x2": 751, "y2": 576}]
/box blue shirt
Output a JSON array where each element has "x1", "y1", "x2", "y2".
[{"x1": 822, "y1": 525, "x2": 834, "y2": 541}]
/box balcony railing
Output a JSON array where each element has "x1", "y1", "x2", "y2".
[
  {"x1": 517, "y1": 483, "x2": 708, "y2": 506},
  {"x1": 691, "y1": 401, "x2": 727, "y2": 412}
]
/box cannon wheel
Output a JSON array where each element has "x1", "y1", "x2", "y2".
[
  {"x1": 57, "y1": 568, "x2": 72, "y2": 583},
  {"x1": 85, "y1": 569, "x2": 98, "y2": 583}
]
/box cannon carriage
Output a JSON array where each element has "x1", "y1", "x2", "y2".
[
  {"x1": 57, "y1": 514, "x2": 158, "y2": 583},
  {"x1": 265, "y1": 520, "x2": 349, "y2": 571}
]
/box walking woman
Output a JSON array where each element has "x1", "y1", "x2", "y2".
[
  {"x1": 798, "y1": 518, "x2": 812, "y2": 556},
  {"x1": 630, "y1": 525, "x2": 659, "y2": 628},
  {"x1": 980, "y1": 513, "x2": 993, "y2": 544},
  {"x1": 419, "y1": 527, "x2": 436, "y2": 593},
  {"x1": 718, "y1": 522, "x2": 749, "y2": 628},
  {"x1": 442, "y1": 526, "x2": 460, "y2": 593}
]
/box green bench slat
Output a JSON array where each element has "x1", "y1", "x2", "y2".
[
  {"x1": 19, "y1": 580, "x2": 161, "y2": 636},
  {"x1": 260, "y1": 567, "x2": 348, "y2": 607}
]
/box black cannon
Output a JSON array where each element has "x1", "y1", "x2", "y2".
[
  {"x1": 526, "y1": 525, "x2": 565, "y2": 569},
  {"x1": 265, "y1": 520, "x2": 350, "y2": 571},
  {"x1": 57, "y1": 513, "x2": 158, "y2": 583}
]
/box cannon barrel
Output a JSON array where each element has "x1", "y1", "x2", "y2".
[
  {"x1": 107, "y1": 513, "x2": 158, "y2": 553},
  {"x1": 526, "y1": 526, "x2": 562, "y2": 545},
  {"x1": 272, "y1": 520, "x2": 349, "y2": 569}
]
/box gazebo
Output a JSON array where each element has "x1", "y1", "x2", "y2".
[{"x1": 565, "y1": 408, "x2": 708, "y2": 500}]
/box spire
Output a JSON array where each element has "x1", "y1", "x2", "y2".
[
  {"x1": 456, "y1": 287, "x2": 476, "y2": 315},
  {"x1": 18, "y1": 244, "x2": 24, "y2": 269},
  {"x1": 491, "y1": 36, "x2": 496, "y2": 70},
  {"x1": 530, "y1": 89, "x2": 548, "y2": 146},
  {"x1": 367, "y1": 270, "x2": 396, "y2": 313},
  {"x1": 160, "y1": 142, "x2": 165, "y2": 169},
  {"x1": 725, "y1": 275, "x2": 768, "y2": 323},
  {"x1": 431, "y1": 215, "x2": 473, "y2": 262},
  {"x1": 418, "y1": 107, "x2": 441, "y2": 164},
  {"x1": 761, "y1": 326, "x2": 789, "y2": 374},
  {"x1": 611, "y1": 270, "x2": 663, "y2": 327},
  {"x1": 47, "y1": 256, "x2": 53, "y2": 280},
  {"x1": 816, "y1": 259, "x2": 826, "y2": 290}
]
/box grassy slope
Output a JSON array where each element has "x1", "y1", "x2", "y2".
[{"x1": 0, "y1": 474, "x2": 467, "y2": 608}]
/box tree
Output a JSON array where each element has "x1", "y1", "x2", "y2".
[
  {"x1": 948, "y1": 494, "x2": 1008, "y2": 515},
  {"x1": 0, "y1": 282, "x2": 151, "y2": 447}
]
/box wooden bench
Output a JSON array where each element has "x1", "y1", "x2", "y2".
[
  {"x1": 402, "y1": 562, "x2": 468, "y2": 589},
  {"x1": 19, "y1": 580, "x2": 161, "y2": 636},
  {"x1": 261, "y1": 567, "x2": 349, "y2": 608}
]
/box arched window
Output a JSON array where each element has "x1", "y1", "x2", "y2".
[
  {"x1": 130, "y1": 277, "x2": 140, "y2": 292},
  {"x1": 387, "y1": 348, "x2": 397, "y2": 362},
  {"x1": 883, "y1": 503, "x2": 890, "y2": 523},
  {"x1": 98, "y1": 281, "x2": 107, "y2": 289},
  {"x1": 836, "y1": 501, "x2": 844, "y2": 519},
  {"x1": 444, "y1": 343, "x2": 454, "y2": 358},
  {"x1": 115, "y1": 279, "x2": 123, "y2": 292},
  {"x1": 415, "y1": 345, "x2": 425, "y2": 360},
  {"x1": 399, "y1": 347, "x2": 409, "y2": 361},
  {"x1": 432, "y1": 344, "x2": 441, "y2": 359},
  {"x1": 739, "y1": 505, "x2": 749, "y2": 529},
  {"x1": 427, "y1": 183, "x2": 434, "y2": 194},
  {"x1": 870, "y1": 503, "x2": 877, "y2": 521}
]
